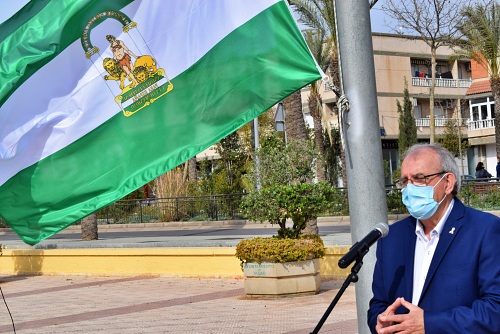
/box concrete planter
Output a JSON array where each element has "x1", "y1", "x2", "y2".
[{"x1": 243, "y1": 259, "x2": 320, "y2": 296}]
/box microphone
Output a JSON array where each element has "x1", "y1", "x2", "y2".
[{"x1": 338, "y1": 222, "x2": 389, "y2": 269}]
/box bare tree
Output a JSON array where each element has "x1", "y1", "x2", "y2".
[{"x1": 382, "y1": 0, "x2": 469, "y2": 143}]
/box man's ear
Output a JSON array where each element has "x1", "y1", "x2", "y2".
[{"x1": 445, "y1": 173, "x2": 456, "y2": 194}]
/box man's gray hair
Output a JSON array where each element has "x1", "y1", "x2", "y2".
[{"x1": 403, "y1": 143, "x2": 460, "y2": 195}]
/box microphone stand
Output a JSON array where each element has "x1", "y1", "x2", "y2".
[{"x1": 309, "y1": 258, "x2": 364, "y2": 334}]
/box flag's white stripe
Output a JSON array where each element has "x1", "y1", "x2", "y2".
[{"x1": 0, "y1": 0, "x2": 280, "y2": 187}]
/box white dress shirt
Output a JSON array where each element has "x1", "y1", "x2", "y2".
[{"x1": 412, "y1": 199, "x2": 454, "y2": 305}]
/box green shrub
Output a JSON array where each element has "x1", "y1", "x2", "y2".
[
  {"x1": 240, "y1": 182, "x2": 339, "y2": 238},
  {"x1": 235, "y1": 234, "x2": 325, "y2": 269}
]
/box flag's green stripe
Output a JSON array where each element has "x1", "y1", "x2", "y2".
[
  {"x1": 0, "y1": 1, "x2": 320, "y2": 245},
  {"x1": 0, "y1": 0, "x2": 135, "y2": 107},
  {"x1": 0, "y1": 1, "x2": 50, "y2": 38}
]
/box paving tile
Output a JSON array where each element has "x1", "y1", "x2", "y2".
[{"x1": 0, "y1": 276, "x2": 360, "y2": 334}]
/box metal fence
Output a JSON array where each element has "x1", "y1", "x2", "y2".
[
  {"x1": 95, "y1": 193, "x2": 247, "y2": 224},
  {"x1": 1, "y1": 181, "x2": 499, "y2": 228},
  {"x1": 325, "y1": 180, "x2": 500, "y2": 216},
  {"x1": 95, "y1": 187, "x2": 401, "y2": 224},
  {"x1": 459, "y1": 179, "x2": 500, "y2": 211}
]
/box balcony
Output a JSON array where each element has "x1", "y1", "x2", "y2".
[
  {"x1": 411, "y1": 77, "x2": 472, "y2": 88},
  {"x1": 415, "y1": 117, "x2": 465, "y2": 127},
  {"x1": 468, "y1": 119, "x2": 495, "y2": 131}
]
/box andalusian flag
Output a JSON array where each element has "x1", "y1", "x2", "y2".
[{"x1": 0, "y1": 0, "x2": 322, "y2": 245}]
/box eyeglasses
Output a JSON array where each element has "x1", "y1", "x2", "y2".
[{"x1": 395, "y1": 171, "x2": 447, "y2": 188}]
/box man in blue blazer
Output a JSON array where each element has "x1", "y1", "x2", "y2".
[{"x1": 368, "y1": 144, "x2": 500, "y2": 333}]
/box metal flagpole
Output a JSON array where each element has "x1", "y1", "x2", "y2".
[{"x1": 334, "y1": 1, "x2": 388, "y2": 332}]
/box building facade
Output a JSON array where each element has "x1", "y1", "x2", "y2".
[
  {"x1": 302, "y1": 33, "x2": 473, "y2": 182},
  {"x1": 198, "y1": 33, "x2": 489, "y2": 184},
  {"x1": 465, "y1": 59, "x2": 497, "y2": 177}
]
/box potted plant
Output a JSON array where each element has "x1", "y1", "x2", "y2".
[{"x1": 236, "y1": 135, "x2": 340, "y2": 296}]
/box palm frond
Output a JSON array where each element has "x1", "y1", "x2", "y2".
[
  {"x1": 289, "y1": 0, "x2": 336, "y2": 42},
  {"x1": 459, "y1": 2, "x2": 500, "y2": 76}
]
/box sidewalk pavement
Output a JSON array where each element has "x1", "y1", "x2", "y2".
[
  {"x1": 0, "y1": 275, "x2": 360, "y2": 334},
  {"x1": 0, "y1": 215, "x2": 415, "y2": 250},
  {"x1": 0, "y1": 217, "x2": 365, "y2": 333},
  {"x1": 0, "y1": 216, "x2": 361, "y2": 249}
]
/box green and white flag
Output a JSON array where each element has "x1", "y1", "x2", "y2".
[{"x1": 0, "y1": 0, "x2": 322, "y2": 245}]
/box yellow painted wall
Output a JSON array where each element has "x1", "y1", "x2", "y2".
[{"x1": 0, "y1": 247, "x2": 351, "y2": 278}]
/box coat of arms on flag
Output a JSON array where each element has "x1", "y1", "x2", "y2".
[{"x1": 82, "y1": 10, "x2": 173, "y2": 117}]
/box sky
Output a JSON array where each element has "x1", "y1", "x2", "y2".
[
  {"x1": 0, "y1": 1, "x2": 393, "y2": 33},
  {"x1": 1, "y1": 0, "x2": 30, "y2": 24},
  {"x1": 369, "y1": 5, "x2": 394, "y2": 33}
]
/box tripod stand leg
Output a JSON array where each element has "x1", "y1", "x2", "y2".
[{"x1": 310, "y1": 260, "x2": 363, "y2": 334}]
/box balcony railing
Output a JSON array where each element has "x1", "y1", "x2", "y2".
[
  {"x1": 411, "y1": 77, "x2": 472, "y2": 88},
  {"x1": 415, "y1": 117, "x2": 465, "y2": 127},
  {"x1": 468, "y1": 119, "x2": 495, "y2": 131},
  {"x1": 458, "y1": 79, "x2": 473, "y2": 88}
]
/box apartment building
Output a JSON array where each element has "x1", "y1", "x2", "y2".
[
  {"x1": 303, "y1": 33, "x2": 472, "y2": 180},
  {"x1": 465, "y1": 60, "x2": 497, "y2": 176}
]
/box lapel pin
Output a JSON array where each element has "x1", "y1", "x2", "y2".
[{"x1": 449, "y1": 227, "x2": 455, "y2": 235}]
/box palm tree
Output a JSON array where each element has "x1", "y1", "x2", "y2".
[
  {"x1": 292, "y1": 0, "x2": 363, "y2": 187},
  {"x1": 187, "y1": 157, "x2": 197, "y2": 181},
  {"x1": 458, "y1": 2, "x2": 500, "y2": 156},
  {"x1": 81, "y1": 213, "x2": 98, "y2": 240},
  {"x1": 303, "y1": 29, "x2": 331, "y2": 181},
  {"x1": 283, "y1": 91, "x2": 308, "y2": 140},
  {"x1": 290, "y1": 0, "x2": 344, "y2": 184}
]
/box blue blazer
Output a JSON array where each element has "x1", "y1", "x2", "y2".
[{"x1": 368, "y1": 199, "x2": 500, "y2": 333}]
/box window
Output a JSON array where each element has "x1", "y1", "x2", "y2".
[
  {"x1": 436, "y1": 65, "x2": 441, "y2": 76},
  {"x1": 481, "y1": 105, "x2": 488, "y2": 120},
  {"x1": 460, "y1": 102, "x2": 468, "y2": 119},
  {"x1": 434, "y1": 106, "x2": 444, "y2": 118},
  {"x1": 470, "y1": 97, "x2": 495, "y2": 121},
  {"x1": 414, "y1": 105, "x2": 422, "y2": 119},
  {"x1": 412, "y1": 64, "x2": 419, "y2": 77},
  {"x1": 472, "y1": 98, "x2": 488, "y2": 104},
  {"x1": 472, "y1": 106, "x2": 479, "y2": 121}
]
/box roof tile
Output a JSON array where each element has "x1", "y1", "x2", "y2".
[{"x1": 466, "y1": 79, "x2": 491, "y2": 95}]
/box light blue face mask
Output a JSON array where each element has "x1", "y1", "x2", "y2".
[{"x1": 402, "y1": 174, "x2": 447, "y2": 220}]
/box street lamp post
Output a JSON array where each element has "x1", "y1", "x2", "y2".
[
  {"x1": 274, "y1": 102, "x2": 287, "y2": 143},
  {"x1": 251, "y1": 118, "x2": 261, "y2": 190}
]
